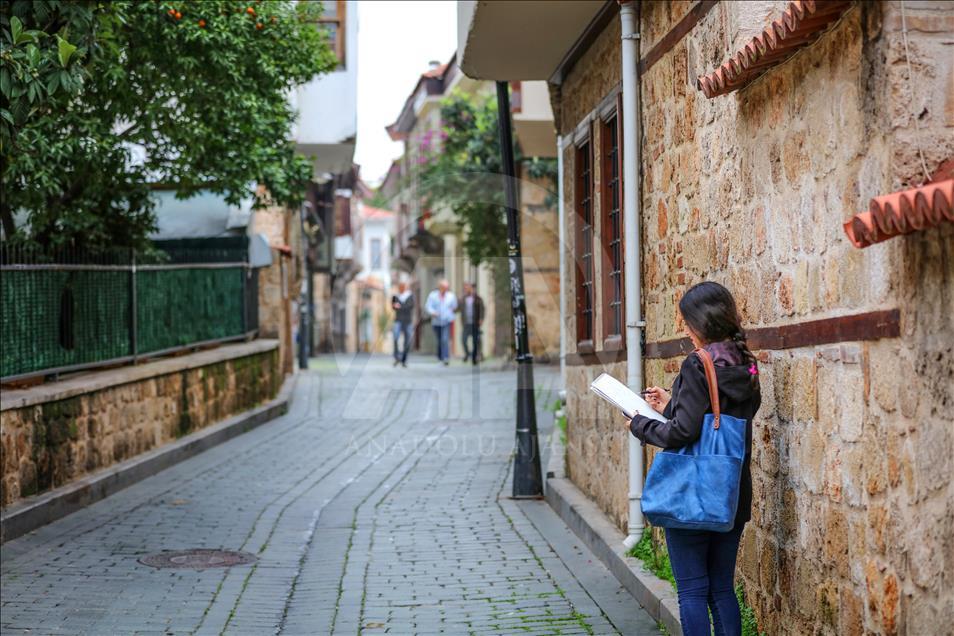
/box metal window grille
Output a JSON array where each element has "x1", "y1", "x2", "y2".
[
  {"x1": 576, "y1": 140, "x2": 594, "y2": 345},
  {"x1": 602, "y1": 115, "x2": 623, "y2": 339}
]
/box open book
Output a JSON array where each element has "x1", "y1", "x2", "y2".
[{"x1": 589, "y1": 373, "x2": 667, "y2": 422}]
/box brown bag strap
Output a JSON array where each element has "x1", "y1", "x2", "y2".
[{"x1": 694, "y1": 348, "x2": 721, "y2": 429}]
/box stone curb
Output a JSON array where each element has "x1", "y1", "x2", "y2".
[
  {"x1": 543, "y1": 430, "x2": 683, "y2": 636},
  {"x1": 1, "y1": 373, "x2": 296, "y2": 544}
]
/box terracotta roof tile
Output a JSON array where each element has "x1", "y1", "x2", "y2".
[
  {"x1": 843, "y1": 179, "x2": 954, "y2": 249},
  {"x1": 422, "y1": 63, "x2": 448, "y2": 79},
  {"x1": 361, "y1": 205, "x2": 394, "y2": 220},
  {"x1": 697, "y1": 1, "x2": 853, "y2": 99}
]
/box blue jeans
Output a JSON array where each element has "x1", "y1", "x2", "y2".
[
  {"x1": 664, "y1": 524, "x2": 744, "y2": 636},
  {"x1": 392, "y1": 321, "x2": 412, "y2": 363},
  {"x1": 462, "y1": 323, "x2": 480, "y2": 364},
  {"x1": 432, "y1": 324, "x2": 450, "y2": 362}
]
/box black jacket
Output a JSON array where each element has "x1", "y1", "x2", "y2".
[
  {"x1": 630, "y1": 344, "x2": 761, "y2": 527},
  {"x1": 460, "y1": 293, "x2": 484, "y2": 325},
  {"x1": 392, "y1": 293, "x2": 414, "y2": 324}
]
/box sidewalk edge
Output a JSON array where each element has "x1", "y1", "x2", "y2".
[
  {"x1": 544, "y1": 433, "x2": 683, "y2": 635},
  {"x1": 1, "y1": 373, "x2": 297, "y2": 544}
]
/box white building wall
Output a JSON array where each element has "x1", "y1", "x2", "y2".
[
  {"x1": 358, "y1": 220, "x2": 393, "y2": 293},
  {"x1": 290, "y1": 0, "x2": 359, "y2": 175}
]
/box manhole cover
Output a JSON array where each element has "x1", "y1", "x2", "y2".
[{"x1": 139, "y1": 549, "x2": 257, "y2": 570}]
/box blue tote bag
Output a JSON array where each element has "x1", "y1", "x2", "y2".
[{"x1": 641, "y1": 348, "x2": 746, "y2": 532}]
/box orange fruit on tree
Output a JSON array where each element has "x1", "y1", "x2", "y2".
[
  {"x1": 198, "y1": 19, "x2": 206, "y2": 27},
  {"x1": 246, "y1": 6, "x2": 255, "y2": 15},
  {"x1": 255, "y1": 22, "x2": 263, "y2": 30}
]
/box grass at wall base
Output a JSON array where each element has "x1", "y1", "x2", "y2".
[{"x1": 628, "y1": 529, "x2": 765, "y2": 636}]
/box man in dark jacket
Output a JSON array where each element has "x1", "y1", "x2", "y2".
[
  {"x1": 391, "y1": 281, "x2": 414, "y2": 367},
  {"x1": 459, "y1": 282, "x2": 484, "y2": 365}
]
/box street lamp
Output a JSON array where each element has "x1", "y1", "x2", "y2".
[{"x1": 495, "y1": 81, "x2": 543, "y2": 499}]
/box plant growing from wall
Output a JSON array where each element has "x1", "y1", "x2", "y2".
[
  {"x1": 629, "y1": 529, "x2": 765, "y2": 636},
  {"x1": 629, "y1": 529, "x2": 676, "y2": 589},
  {"x1": 1, "y1": 1, "x2": 336, "y2": 251}
]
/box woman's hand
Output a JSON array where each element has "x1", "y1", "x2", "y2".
[
  {"x1": 643, "y1": 386, "x2": 671, "y2": 414},
  {"x1": 622, "y1": 412, "x2": 634, "y2": 430}
]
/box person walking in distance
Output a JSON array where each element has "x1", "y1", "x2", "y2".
[
  {"x1": 425, "y1": 279, "x2": 457, "y2": 366},
  {"x1": 459, "y1": 282, "x2": 484, "y2": 365},
  {"x1": 391, "y1": 280, "x2": 414, "y2": 367}
]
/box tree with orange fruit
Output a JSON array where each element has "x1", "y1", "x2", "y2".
[{"x1": 1, "y1": 1, "x2": 336, "y2": 251}]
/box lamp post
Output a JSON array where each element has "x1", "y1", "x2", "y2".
[
  {"x1": 298, "y1": 202, "x2": 311, "y2": 371},
  {"x1": 495, "y1": 81, "x2": 543, "y2": 498}
]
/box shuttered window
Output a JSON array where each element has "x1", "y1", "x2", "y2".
[
  {"x1": 600, "y1": 110, "x2": 624, "y2": 349},
  {"x1": 575, "y1": 138, "x2": 595, "y2": 351}
]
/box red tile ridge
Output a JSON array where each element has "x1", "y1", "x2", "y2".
[
  {"x1": 697, "y1": 1, "x2": 853, "y2": 99},
  {"x1": 843, "y1": 179, "x2": 954, "y2": 249},
  {"x1": 422, "y1": 63, "x2": 448, "y2": 79},
  {"x1": 930, "y1": 157, "x2": 954, "y2": 183},
  {"x1": 361, "y1": 205, "x2": 395, "y2": 220}
]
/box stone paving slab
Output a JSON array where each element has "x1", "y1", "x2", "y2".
[{"x1": 1, "y1": 355, "x2": 659, "y2": 635}]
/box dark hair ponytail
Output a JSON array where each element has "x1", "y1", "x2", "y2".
[{"x1": 679, "y1": 282, "x2": 758, "y2": 371}]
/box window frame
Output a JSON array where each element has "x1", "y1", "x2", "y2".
[
  {"x1": 317, "y1": 0, "x2": 347, "y2": 68},
  {"x1": 574, "y1": 127, "x2": 595, "y2": 353},
  {"x1": 370, "y1": 237, "x2": 382, "y2": 270},
  {"x1": 600, "y1": 97, "x2": 625, "y2": 352}
]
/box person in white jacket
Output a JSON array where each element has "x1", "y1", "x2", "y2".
[{"x1": 424, "y1": 279, "x2": 457, "y2": 365}]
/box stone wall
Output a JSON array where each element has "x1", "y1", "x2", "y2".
[
  {"x1": 520, "y1": 174, "x2": 562, "y2": 362},
  {"x1": 556, "y1": 1, "x2": 953, "y2": 634},
  {"x1": 252, "y1": 206, "x2": 299, "y2": 375},
  {"x1": 558, "y1": 12, "x2": 629, "y2": 528},
  {"x1": 1, "y1": 342, "x2": 281, "y2": 509}
]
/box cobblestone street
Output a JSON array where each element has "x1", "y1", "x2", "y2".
[{"x1": 1, "y1": 356, "x2": 658, "y2": 635}]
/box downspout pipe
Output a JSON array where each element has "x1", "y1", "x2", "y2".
[
  {"x1": 620, "y1": 0, "x2": 646, "y2": 550},
  {"x1": 557, "y1": 134, "x2": 567, "y2": 388}
]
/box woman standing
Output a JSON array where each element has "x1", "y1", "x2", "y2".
[{"x1": 629, "y1": 282, "x2": 761, "y2": 636}]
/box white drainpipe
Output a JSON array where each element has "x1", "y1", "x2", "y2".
[
  {"x1": 557, "y1": 134, "x2": 567, "y2": 387},
  {"x1": 620, "y1": 0, "x2": 645, "y2": 550}
]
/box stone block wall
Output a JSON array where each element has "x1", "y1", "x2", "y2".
[
  {"x1": 521, "y1": 174, "x2": 562, "y2": 362},
  {"x1": 252, "y1": 205, "x2": 300, "y2": 376},
  {"x1": 555, "y1": 1, "x2": 953, "y2": 634},
  {"x1": 557, "y1": 11, "x2": 629, "y2": 529},
  {"x1": 1, "y1": 343, "x2": 280, "y2": 509}
]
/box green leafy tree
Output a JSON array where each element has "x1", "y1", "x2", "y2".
[
  {"x1": 1, "y1": 0, "x2": 336, "y2": 251},
  {"x1": 417, "y1": 89, "x2": 556, "y2": 266},
  {"x1": 416, "y1": 88, "x2": 556, "y2": 356}
]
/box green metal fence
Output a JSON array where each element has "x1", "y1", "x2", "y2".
[{"x1": 0, "y1": 245, "x2": 257, "y2": 381}]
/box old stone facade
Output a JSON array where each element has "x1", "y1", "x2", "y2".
[
  {"x1": 520, "y1": 174, "x2": 562, "y2": 362},
  {"x1": 556, "y1": 2, "x2": 953, "y2": 634},
  {"x1": 1, "y1": 343, "x2": 280, "y2": 509},
  {"x1": 252, "y1": 205, "x2": 301, "y2": 376}
]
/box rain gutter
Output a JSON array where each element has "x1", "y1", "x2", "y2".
[
  {"x1": 620, "y1": 0, "x2": 646, "y2": 549},
  {"x1": 557, "y1": 133, "x2": 567, "y2": 386}
]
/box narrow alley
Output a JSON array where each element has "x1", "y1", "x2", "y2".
[{"x1": 1, "y1": 358, "x2": 658, "y2": 635}]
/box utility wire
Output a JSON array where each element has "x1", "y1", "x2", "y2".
[{"x1": 899, "y1": 0, "x2": 932, "y2": 185}]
